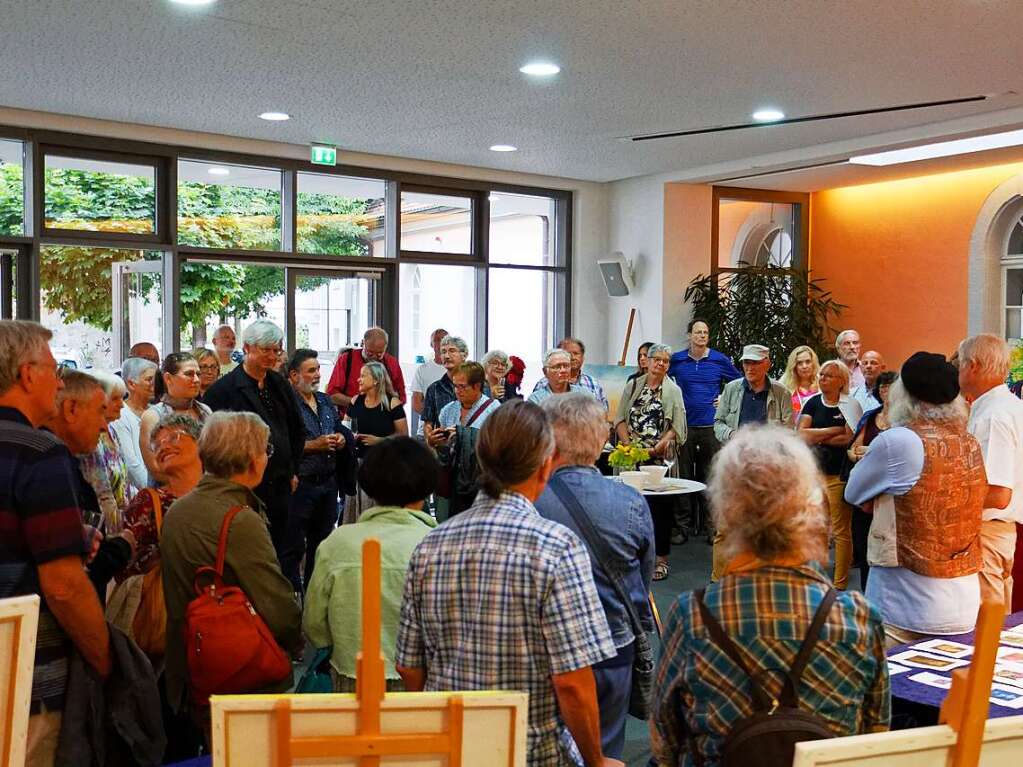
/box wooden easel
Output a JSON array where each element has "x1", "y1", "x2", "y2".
[
  {"x1": 618, "y1": 308, "x2": 637, "y2": 366},
  {"x1": 270, "y1": 539, "x2": 465, "y2": 766},
  {"x1": 940, "y1": 600, "x2": 1005, "y2": 767}
]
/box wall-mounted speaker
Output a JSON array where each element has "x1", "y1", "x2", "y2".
[{"x1": 598, "y1": 252, "x2": 634, "y2": 297}]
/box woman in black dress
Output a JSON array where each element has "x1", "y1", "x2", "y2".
[{"x1": 344, "y1": 361, "x2": 408, "y2": 522}]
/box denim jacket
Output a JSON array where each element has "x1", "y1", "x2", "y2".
[{"x1": 534, "y1": 465, "x2": 655, "y2": 647}]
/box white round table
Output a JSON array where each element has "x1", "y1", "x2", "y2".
[{"x1": 610, "y1": 476, "x2": 706, "y2": 496}]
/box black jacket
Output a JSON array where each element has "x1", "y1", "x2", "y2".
[
  {"x1": 202, "y1": 365, "x2": 305, "y2": 482},
  {"x1": 56, "y1": 624, "x2": 166, "y2": 766}
]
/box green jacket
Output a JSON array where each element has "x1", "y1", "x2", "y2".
[
  {"x1": 160, "y1": 475, "x2": 302, "y2": 711},
  {"x1": 714, "y1": 377, "x2": 793, "y2": 443},
  {"x1": 303, "y1": 506, "x2": 437, "y2": 679}
]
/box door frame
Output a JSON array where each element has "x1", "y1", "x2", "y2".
[{"x1": 111, "y1": 258, "x2": 165, "y2": 368}]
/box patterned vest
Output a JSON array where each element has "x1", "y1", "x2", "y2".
[{"x1": 893, "y1": 421, "x2": 986, "y2": 578}]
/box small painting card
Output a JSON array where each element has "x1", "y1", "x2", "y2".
[
  {"x1": 990, "y1": 683, "x2": 1023, "y2": 709},
  {"x1": 999, "y1": 632, "x2": 1023, "y2": 649},
  {"x1": 889, "y1": 650, "x2": 971, "y2": 671},
  {"x1": 887, "y1": 662, "x2": 910, "y2": 676},
  {"x1": 912, "y1": 639, "x2": 973, "y2": 658},
  {"x1": 996, "y1": 647, "x2": 1023, "y2": 666},
  {"x1": 993, "y1": 666, "x2": 1023, "y2": 688},
  {"x1": 1005, "y1": 624, "x2": 1023, "y2": 635},
  {"x1": 909, "y1": 671, "x2": 953, "y2": 689}
]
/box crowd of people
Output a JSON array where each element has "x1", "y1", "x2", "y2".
[{"x1": 3, "y1": 313, "x2": 1022, "y2": 767}]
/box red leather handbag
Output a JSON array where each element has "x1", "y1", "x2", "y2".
[{"x1": 184, "y1": 505, "x2": 292, "y2": 704}]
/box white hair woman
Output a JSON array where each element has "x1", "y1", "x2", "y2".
[
  {"x1": 797, "y1": 358, "x2": 856, "y2": 589},
  {"x1": 344, "y1": 360, "x2": 408, "y2": 523},
  {"x1": 651, "y1": 425, "x2": 889, "y2": 767},
  {"x1": 160, "y1": 411, "x2": 302, "y2": 727},
  {"x1": 113, "y1": 356, "x2": 158, "y2": 489},
  {"x1": 78, "y1": 370, "x2": 135, "y2": 532},
  {"x1": 482, "y1": 349, "x2": 512, "y2": 401},
  {"x1": 846, "y1": 351, "x2": 985, "y2": 646},
  {"x1": 614, "y1": 342, "x2": 687, "y2": 580}
]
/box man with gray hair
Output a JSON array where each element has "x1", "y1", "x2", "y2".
[
  {"x1": 326, "y1": 326, "x2": 406, "y2": 416},
  {"x1": 527, "y1": 349, "x2": 590, "y2": 405},
  {"x1": 531, "y1": 337, "x2": 608, "y2": 410},
  {"x1": 422, "y1": 334, "x2": 470, "y2": 444},
  {"x1": 959, "y1": 333, "x2": 1023, "y2": 606},
  {"x1": 836, "y1": 329, "x2": 865, "y2": 391},
  {"x1": 204, "y1": 320, "x2": 305, "y2": 557},
  {"x1": 0, "y1": 321, "x2": 111, "y2": 764},
  {"x1": 534, "y1": 392, "x2": 653, "y2": 760}
]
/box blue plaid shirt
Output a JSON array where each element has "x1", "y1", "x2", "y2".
[
  {"x1": 293, "y1": 390, "x2": 342, "y2": 477},
  {"x1": 651, "y1": 562, "x2": 889, "y2": 766},
  {"x1": 532, "y1": 372, "x2": 608, "y2": 410},
  {"x1": 396, "y1": 491, "x2": 617, "y2": 766}
]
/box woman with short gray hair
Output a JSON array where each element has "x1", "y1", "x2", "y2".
[
  {"x1": 160, "y1": 409, "x2": 302, "y2": 715},
  {"x1": 482, "y1": 349, "x2": 516, "y2": 401},
  {"x1": 650, "y1": 425, "x2": 889, "y2": 766},
  {"x1": 113, "y1": 357, "x2": 158, "y2": 489},
  {"x1": 615, "y1": 342, "x2": 687, "y2": 580}
]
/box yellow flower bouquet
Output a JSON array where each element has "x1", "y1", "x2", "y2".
[{"x1": 608, "y1": 443, "x2": 650, "y2": 471}]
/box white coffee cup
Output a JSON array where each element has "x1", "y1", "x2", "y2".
[{"x1": 620, "y1": 471, "x2": 647, "y2": 491}]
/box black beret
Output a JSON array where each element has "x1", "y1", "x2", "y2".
[{"x1": 900, "y1": 351, "x2": 959, "y2": 405}]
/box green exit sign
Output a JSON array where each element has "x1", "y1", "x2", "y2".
[{"x1": 311, "y1": 144, "x2": 337, "y2": 166}]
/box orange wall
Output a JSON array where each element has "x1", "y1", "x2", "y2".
[{"x1": 811, "y1": 161, "x2": 1023, "y2": 368}]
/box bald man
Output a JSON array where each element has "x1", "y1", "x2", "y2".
[
  {"x1": 128, "y1": 342, "x2": 160, "y2": 366},
  {"x1": 851, "y1": 351, "x2": 886, "y2": 412}
]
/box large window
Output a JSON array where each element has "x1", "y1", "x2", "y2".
[
  {"x1": 1003, "y1": 212, "x2": 1023, "y2": 342},
  {"x1": 40, "y1": 246, "x2": 162, "y2": 369},
  {"x1": 178, "y1": 160, "x2": 282, "y2": 251},
  {"x1": 400, "y1": 192, "x2": 473, "y2": 255},
  {"x1": 3, "y1": 127, "x2": 570, "y2": 375},
  {"x1": 45, "y1": 154, "x2": 157, "y2": 235},
  {"x1": 712, "y1": 187, "x2": 808, "y2": 274},
  {"x1": 0, "y1": 139, "x2": 24, "y2": 236},
  {"x1": 297, "y1": 173, "x2": 386, "y2": 257},
  {"x1": 398, "y1": 262, "x2": 477, "y2": 371}
]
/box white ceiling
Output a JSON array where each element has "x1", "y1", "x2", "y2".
[{"x1": 0, "y1": 0, "x2": 1021, "y2": 182}]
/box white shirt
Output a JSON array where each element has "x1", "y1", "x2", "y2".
[
  {"x1": 851, "y1": 384, "x2": 880, "y2": 414},
  {"x1": 110, "y1": 406, "x2": 149, "y2": 490},
  {"x1": 411, "y1": 360, "x2": 446, "y2": 436},
  {"x1": 968, "y1": 384, "x2": 1023, "y2": 523}
]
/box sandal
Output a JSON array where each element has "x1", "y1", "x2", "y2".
[{"x1": 653, "y1": 561, "x2": 670, "y2": 581}]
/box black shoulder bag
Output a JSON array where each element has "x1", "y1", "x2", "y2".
[
  {"x1": 548, "y1": 475, "x2": 654, "y2": 719},
  {"x1": 687, "y1": 587, "x2": 838, "y2": 767}
]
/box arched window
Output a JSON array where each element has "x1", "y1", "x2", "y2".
[{"x1": 1000, "y1": 201, "x2": 1023, "y2": 341}]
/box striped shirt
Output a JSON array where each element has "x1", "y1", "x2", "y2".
[
  {"x1": 651, "y1": 562, "x2": 890, "y2": 766},
  {"x1": 396, "y1": 491, "x2": 616, "y2": 766},
  {"x1": 0, "y1": 406, "x2": 87, "y2": 711}
]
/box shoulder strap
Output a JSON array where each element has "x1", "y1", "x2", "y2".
[
  {"x1": 694, "y1": 588, "x2": 776, "y2": 713},
  {"x1": 548, "y1": 476, "x2": 646, "y2": 637},
  {"x1": 214, "y1": 505, "x2": 246, "y2": 576},
  {"x1": 780, "y1": 587, "x2": 837, "y2": 707},
  {"x1": 145, "y1": 488, "x2": 164, "y2": 533},
  {"x1": 464, "y1": 397, "x2": 494, "y2": 428}
]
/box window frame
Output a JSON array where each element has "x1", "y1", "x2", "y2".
[
  {"x1": 0, "y1": 124, "x2": 572, "y2": 361},
  {"x1": 711, "y1": 186, "x2": 809, "y2": 276}
]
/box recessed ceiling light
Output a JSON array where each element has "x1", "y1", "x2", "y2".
[
  {"x1": 849, "y1": 128, "x2": 1023, "y2": 166},
  {"x1": 207, "y1": 166, "x2": 230, "y2": 176},
  {"x1": 259, "y1": 112, "x2": 290, "y2": 122},
  {"x1": 489, "y1": 144, "x2": 517, "y2": 152},
  {"x1": 752, "y1": 109, "x2": 786, "y2": 122},
  {"x1": 169, "y1": 0, "x2": 217, "y2": 5},
  {"x1": 519, "y1": 62, "x2": 561, "y2": 77}
]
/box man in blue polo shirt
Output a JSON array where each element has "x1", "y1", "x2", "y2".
[{"x1": 668, "y1": 319, "x2": 740, "y2": 539}]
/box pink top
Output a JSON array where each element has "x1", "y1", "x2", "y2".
[{"x1": 791, "y1": 387, "x2": 817, "y2": 416}]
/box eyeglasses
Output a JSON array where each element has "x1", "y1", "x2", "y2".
[
  {"x1": 257, "y1": 345, "x2": 284, "y2": 356},
  {"x1": 649, "y1": 357, "x2": 670, "y2": 366},
  {"x1": 150, "y1": 429, "x2": 190, "y2": 452},
  {"x1": 198, "y1": 363, "x2": 219, "y2": 374},
  {"x1": 453, "y1": 383, "x2": 477, "y2": 391}
]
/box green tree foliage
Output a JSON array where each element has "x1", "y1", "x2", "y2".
[
  {"x1": 0, "y1": 161, "x2": 374, "y2": 337},
  {"x1": 684, "y1": 265, "x2": 846, "y2": 377}
]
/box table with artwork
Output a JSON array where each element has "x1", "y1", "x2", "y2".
[{"x1": 887, "y1": 610, "x2": 1023, "y2": 722}]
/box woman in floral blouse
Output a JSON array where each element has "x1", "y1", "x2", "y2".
[{"x1": 614, "y1": 343, "x2": 687, "y2": 580}]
